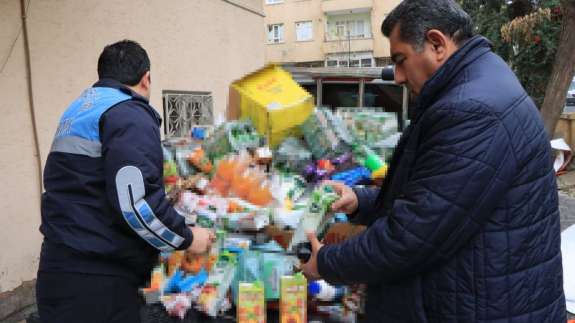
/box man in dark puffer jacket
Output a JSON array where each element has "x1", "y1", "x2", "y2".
[{"x1": 301, "y1": 0, "x2": 566, "y2": 322}]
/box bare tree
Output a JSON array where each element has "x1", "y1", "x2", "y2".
[{"x1": 540, "y1": 0, "x2": 575, "y2": 137}]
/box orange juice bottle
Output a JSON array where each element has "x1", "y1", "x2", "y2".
[
  {"x1": 217, "y1": 155, "x2": 235, "y2": 182},
  {"x1": 167, "y1": 251, "x2": 184, "y2": 276},
  {"x1": 209, "y1": 174, "x2": 230, "y2": 196},
  {"x1": 231, "y1": 169, "x2": 250, "y2": 199},
  {"x1": 189, "y1": 147, "x2": 213, "y2": 173},
  {"x1": 247, "y1": 180, "x2": 273, "y2": 206}
]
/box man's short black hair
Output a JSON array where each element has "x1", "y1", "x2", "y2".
[
  {"x1": 97, "y1": 40, "x2": 150, "y2": 86},
  {"x1": 381, "y1": 0, "x2": 474, "y2": 51}
]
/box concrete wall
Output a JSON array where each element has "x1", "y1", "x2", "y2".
[
  {"x1": 0, "y1": 0, "x2": 265, "y2": 295},
  {"x1": 0, "y1": 0, "x2": 42, "y2": 294}
]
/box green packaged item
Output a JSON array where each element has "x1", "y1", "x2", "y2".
[
  {"x1": 288, "y1": 185, "x2": 339, "y2": 251},
  {"x1": 351, "y1": 111, "x2": 398, "y2": 145},
  {"x1": 203, "y1": 121, "x2": 262, "y2": 161},
  {"x1": 274, "y1": 137, "x2": 312, "y2": 173},
  {"x1": 261, "y1": 252, "x2": 295, "y2": 300},
  {"x1": 301, "y1": 108, "x2": 354, "y2": 159}
]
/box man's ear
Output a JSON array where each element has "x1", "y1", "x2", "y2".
[
  {"x1": 141, "y1": 71, "x2": 151, "y2": 89},
  {"x1": 426, "y1": 29, "x2": 448, "y2": 60}
]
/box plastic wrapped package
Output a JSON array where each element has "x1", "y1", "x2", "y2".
[
  {"x1": 288, "y1": 185, "x2": 340, "y2": 251},
  {"x1": 301, "y1": 108, "x2": 354, "y2": 159},
  {"x1": 174, "y1": 147, "x2": 196, "y2": 177},
  {"x1": 196, "y1": 252, "x2": 237, "y2": 317},
  {"x1": 351, "y1": 112, "x2": 398, "y2": 145},
  {"x1": 203, "y1": 121, "x2": 262, "y2": 160},
  {"x1": 274, "y1": 137, "x2": 313, "y2": 173},
  {"x1": 188, "y1": 147, "x2": 213, "y2": 174},
  {"x1": 161, "y1": 294, "x2": 194, "y2": 320}
]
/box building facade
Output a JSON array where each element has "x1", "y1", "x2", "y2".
[
  {"x1": 264, "y1": 0, "x2": 401, "y2": 67},
  {"x1": 0, "y1": 0, "x2": 264, "y2": 318}
]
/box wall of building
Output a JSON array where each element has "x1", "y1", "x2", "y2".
[
  {"x1": 0, "y1": 0, "x2": 265, "y2": 295},
  {"x1": 265, "y1": 0, "x2": 325, "y2": 63},
  {"x1": 0, "y1": 0, "x2": 42, "y2": 294}
]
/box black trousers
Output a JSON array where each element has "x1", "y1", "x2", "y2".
[{"x1": 36, "y1": 271, "x2": 141, "y2": 323}]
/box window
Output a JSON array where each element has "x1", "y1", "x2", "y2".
[
  {"x1": 295, "y1": 21, "x2": 313, "y2": 41},
  {"x1": 326, "y1": 16, "x2": 371, "y2": 41},
  {"x1": 265, "y1": 0, "x2": 283, "y2": 4},
  {"x1": 267, "y1": 24, "x2": 284, "y2": 44},
  {"x1": 361, "y1": 58, "x2": 373, "y2": 67},
  {"x1": 335, "y1": 21, "x2": 346, "y2": 38},
  {"x1": 350, "y1": 20, "x2": 367, "y2": 38},
  {"x1": 163, "y1": 91, "x2": 213, "y2": 138},
  {"x1": 325, "y1": 51, "x2": 374, "y2": 68}
]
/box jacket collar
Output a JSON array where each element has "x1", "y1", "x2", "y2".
[
  {"x1": 413, "y1": 35, "x2": 492, "y2": 119},
  {"x1": 93, "y1": 78, "x2": 148, "y2": 102},
  {"x1": 93, "y1": 78, "x2": 162, "y2": 124}
]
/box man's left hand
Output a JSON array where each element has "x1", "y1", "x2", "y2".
[{"x1": 301, "y1": 231, "x2": 324, "y2": 281}]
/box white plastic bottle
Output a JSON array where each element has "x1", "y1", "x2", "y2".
[{"x1": 308, "y1": 280, "x2": 346, "y2": 301}]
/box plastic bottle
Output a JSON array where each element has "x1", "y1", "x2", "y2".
[
  {"x1": 353, "y1": 144, "x2": 387, "y2": 179},
  {"x1": 308, "y1": 280, "x2": 346, "y2": 301},
  {"x1": 218, "y1": 155, "x2": 235, "y2": 182},
  {"x1": 247, "y1": 180, "x2": 273, "y2": 206}
]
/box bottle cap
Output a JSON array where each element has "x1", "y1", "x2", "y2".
[{"x1": 308, "y1": 281, "x2": 321, "y2": 296}]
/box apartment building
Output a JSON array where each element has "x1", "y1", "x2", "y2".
[{"x1": 264, "y1": 0, "x2": 401, "y2": 67}]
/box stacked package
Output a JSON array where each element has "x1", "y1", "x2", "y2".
[{"x1": 300, "y1": 108, "x2": 355, "y2": 160}]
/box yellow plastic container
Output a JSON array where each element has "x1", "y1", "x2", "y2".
[{"x1": 227, "y1": 65, "x2": 314, "y2": 147}]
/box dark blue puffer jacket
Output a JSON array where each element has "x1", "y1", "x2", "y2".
[
  {"x1": 317, "y1": 36, "x2": 566, "y2": 322},
  {"x1": 40, "y1": 79, "x2": 193, "y2": 284}
]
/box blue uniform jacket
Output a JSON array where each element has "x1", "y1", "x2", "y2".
[{"x1": 40, "y1": 79, "x2": 192, "y2": 283}]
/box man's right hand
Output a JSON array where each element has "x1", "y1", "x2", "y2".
[
  {"x1": 323, "y1": 180, "x2": 359, "y2": 214},
  {"x1": 187, "y1": 227, "x2": 216, "y2": 254}
]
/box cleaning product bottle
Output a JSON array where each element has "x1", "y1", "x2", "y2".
[
  {"x1": 308, "y1": 280, "x2": 346, "y2": 301},
  {"x1": 353, "y1": 144, "x2": 388, "y2": 179}
]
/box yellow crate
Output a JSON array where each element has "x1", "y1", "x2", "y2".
[{"x1": 227, "y1": 64, "x2": 314, "y2": 147}]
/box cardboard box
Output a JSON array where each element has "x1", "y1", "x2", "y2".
[
  {"x1": 280, "y1": 274, "x2": 307, "y2": 323},
  {"x1": 227, "y1": 65, "x2": 314, "y2": 147},
  {"x1": 237, "y1": 281, "x2": 266, "y2": 323}
]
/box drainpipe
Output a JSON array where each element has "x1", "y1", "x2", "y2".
[
  {"x1": 316, "y1": 78, "x2": 323, "y2": 107},
  {"x1": 358, "y1": 78, "x2": 365, "y2": 107},
  {"x1": 20, "y1": 0, "x2": 43, "y2": 195}
]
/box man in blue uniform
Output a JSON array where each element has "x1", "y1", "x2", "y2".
[{"x1": 36, "y1": 40, "x2": 215, "y2": 323}]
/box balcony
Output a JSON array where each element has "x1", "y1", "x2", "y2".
[
  {"x1": 322, "y1": 0, "x2": 373, "y2": 14},
  {"x1": 322, "y1": 38, "x2": 373, "y2": 55}
]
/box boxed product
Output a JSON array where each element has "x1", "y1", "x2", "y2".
[
  {"x1": 237, "y1": 281, "x2": 266, "y2": 323},
  {"x1": 280, "y1": 273, "x2": 307, "y2": 323}
]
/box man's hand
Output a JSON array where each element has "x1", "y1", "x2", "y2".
[
  {"x1": 301, "y1": 231, "x2": 324, "y2": 281},
  {"x1": 187, "y1": 227, "x2": 216, "y2": 254},
  {"x1": 323, "y1": 180, "x2": 359, "y2": 214}
]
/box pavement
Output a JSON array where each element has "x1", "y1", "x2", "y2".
[{"x1": 558, "y1": 170, "x2": 575, "y2": 231}]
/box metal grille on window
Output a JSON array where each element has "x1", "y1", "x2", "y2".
[{"x1": 163, "y1": 91, "x2": 213, "y2": 138}]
